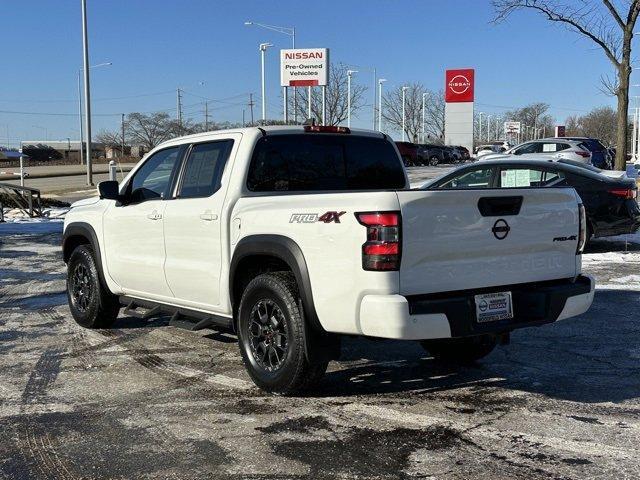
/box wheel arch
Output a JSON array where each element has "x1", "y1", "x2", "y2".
[
  {"x1": 63, "y1": 222, "x2": 108, "y2": 289},
  {"x1": 229, "y1": 234, "x2": 323, "y2": 333}
]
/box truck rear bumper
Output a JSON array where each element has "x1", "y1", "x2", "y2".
[{"x1": 358, "y1": 275, "x2": 595, "y2": 340}]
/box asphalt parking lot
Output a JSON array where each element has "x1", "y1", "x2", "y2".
[{"x1": 1, "y1": 187, "x2": 640, "y2": 479}]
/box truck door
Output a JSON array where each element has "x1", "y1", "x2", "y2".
[
  {"x1": 162, "y1": 137, "x2": 238, "y2": 310},
  {"x1": 103, "y1": 146, "x2": 181, "y2": 299}
]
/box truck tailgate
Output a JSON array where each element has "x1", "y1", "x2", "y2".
[{"x1": 396, "y1": 188, "x2": 580, "y2": 295}]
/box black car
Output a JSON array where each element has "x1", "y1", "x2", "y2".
[
  {"x1": 564, "y1": 137, "x2": 612, "y2": 169},
  {"x1": 418, "y1": 144, "x2": 451, "y2": 166},
  {"x1": 424, "y1": 158, "x2": 640, "y2": 241}
]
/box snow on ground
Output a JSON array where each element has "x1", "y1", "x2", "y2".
[{"x1": 0, "y1": 207, "x2": 67, "y2": 235}]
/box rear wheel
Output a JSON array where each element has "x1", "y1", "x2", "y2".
[
  {"x1": 66, "y1": 245, "x2": 120, "y2": 328},
  {"x1": 420, "y1": 335, "x2": 498, "y2": 364},
  {"x1": 237, "y1": 272, "x2": 327, "y2": 395},
  {"x1": 428, "y1": 156, "x2": 439, "y2": 166}
]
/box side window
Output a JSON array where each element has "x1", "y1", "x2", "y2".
[
  {"x1": 178, "y1": 140, "x2": 234, "y2": 198},
  {"x1": 556, "y1": 143, "x2": 571, "y2": 151},
  {"x1": 438, "y1": 167, "x2": 494, "y2": 189},
  {"x1": 128, "y1": 147, "x2": 180, "y2": 203},
  {"x1": 500, "y1": 168, "x2": 544, "y2": 187},
  {"x1": 514, "y1": 142, "x2": 542, "y2": 154},
  {"x1": 542, "y1": 170, "x2": 566, "y2": 186}
]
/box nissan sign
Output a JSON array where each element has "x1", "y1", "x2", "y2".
[
  {"x1": 445, "y1": 69, "x2": 474, "y2": 103},
  {"x1": 280, "y1": 48, "x2": 329, "y2": 87}
]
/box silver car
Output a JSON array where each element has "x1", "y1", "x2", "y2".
[{"x1": 480, "y1": 138, "x2": 593, "y2": 164}]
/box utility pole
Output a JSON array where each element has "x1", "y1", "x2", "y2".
[
  {"x1": 487, "y1": 115, "x2": 492, "y2": 142},
  {"x1": 81, "y1": 0, "x2": 93, "y2": 185},
  {"x1": 248, "y1": 93, "x2": 255, "y2": 125},
  {"x1": 478, "y1": 112, "x2": 484, "y2": 145},
  {"x1": 121, "y1": 113, "x2": 125, "y2": 158},
  {"x1": 204, "y1": 102, "x2": 210, "y2": 130}
]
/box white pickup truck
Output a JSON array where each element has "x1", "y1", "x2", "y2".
[{"x1": 63, "y1": 126, "x2": 595, "y2": 394}]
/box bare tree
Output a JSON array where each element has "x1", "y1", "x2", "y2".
[
  {"x1": 493, "y1": 0, "x2": 640, "y2": 168},
  {"x1": 565, "y1": 105, "x2": 618, "y2": 144},
  {"x1": 289, "y1": 63, "x2": 367, "y2": 125},
  {"x1": 95, "y1": 129, "x2": 121, "y2": 148},
  {"x1": 505, "y1": 102, "x2": 555, "y2": 138},
  {"x1": 423, "y1": 90, "x2": 445, "y2": 141},
  {"x1": 382, "y1": 83, "x2": 431, "y2": 142},
  {"x1": 125, "y1": 112, "x2": 179, "y2": 150}
]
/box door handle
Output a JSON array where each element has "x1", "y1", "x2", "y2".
[
  {"x1": 147, "y1": 211, "x2": 162, "y2": 220},
  {"x1": 200, "y1": 212, "x2": 218, "y2": 221}
]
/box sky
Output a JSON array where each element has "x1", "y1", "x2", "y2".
[{"x1": 0, "y1": 0, "x2": 628, "y2": 146}]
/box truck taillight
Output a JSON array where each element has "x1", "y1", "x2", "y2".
[
  {"x1": 577, "y1": 203, "x2": 587, "y2": 254},
  {"x1": 356, "y1": 211, "x2": 401, "y2": 271}
]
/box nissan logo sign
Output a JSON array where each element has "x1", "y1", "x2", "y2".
[{"x1": 448, "y1": 75, "x2": 471, "y2": 95}]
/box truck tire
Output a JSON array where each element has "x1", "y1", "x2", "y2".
[
  {"x1": 66, "y1": 244, "x2": 120, "y2": 329},
  {"x1": 237, "y1": 272, "x2": 327, "y2": 395},
  {"x1": 420, "y1": 335, "x2": 498, "y2": 364}
]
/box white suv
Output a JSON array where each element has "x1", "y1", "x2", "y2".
[
  {"x1": 481, "y1": 138, "x2": 592, "y2": 164},
  {"x1": 63, "y1": 126, "x2": 594, "y2": 394}
]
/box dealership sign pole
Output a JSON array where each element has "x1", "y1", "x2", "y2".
[
  {"x1": 444, "y1": 69, "x2": 474, "y2": 154},
  {"x1": 281, "y1": 48, "x2": 329, "y2": 124}
]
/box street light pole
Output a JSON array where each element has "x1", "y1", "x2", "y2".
[
  {"x1": 401, "y1": 86, "x2": 408, "y2": 142},
  {"x1": 77, "y1": 70, "x2": 84, "y2": 166},
  {"x1": 347, "y1": 70, "x2": 357, "y2": 128},
  {"x1": 259, "y1": 43, "x2": 273, "y2": 124},
  {"x1": 76, "y1": 62, "x2": 111, "y2": 167},
  {"x1": 487, "y1": 115, "x2": 493, "y2": 142},
  {"x1": 378, "y1": 79, "x2": 386, "y2": 132},
  {"x1": 81, "y1": 0, "x2": 94, "y2": 186},
  {"x1": 245, "y1": 22, "x2": 296, "y2": 122},
  {"x1": 421, "y1": 92, "x2": 428, "y2": 143},
  {"x1": 478, "y1": 112, "x2": 484, "y2": 145}
]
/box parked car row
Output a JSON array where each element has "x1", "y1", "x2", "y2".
[
  {"x1": 476, "y1": 137, "x2": 613, "y2": 169},
  {"x1": 395, "y1": 141, "x2": 469, "y2": 166}
]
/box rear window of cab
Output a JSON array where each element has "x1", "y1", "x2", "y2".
[{"x1": 246, "y1": 134, "x2": 406, "y2": 192}]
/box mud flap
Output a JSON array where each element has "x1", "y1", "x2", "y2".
[{"x1": 299, "y1": 299, "x2": 341, "y2": 364}]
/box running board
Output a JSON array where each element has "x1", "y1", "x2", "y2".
[{"x1": 119, "y1": 296, "x2": 233, "y2": 331}]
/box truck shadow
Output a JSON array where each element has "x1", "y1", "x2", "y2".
[{"x1": 318, "y1": 289, "x2": 640, "y2": 404}]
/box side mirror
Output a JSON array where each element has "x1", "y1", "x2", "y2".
[{"x1": 98, "y1": 180, "x2": 120, "y2": 201}]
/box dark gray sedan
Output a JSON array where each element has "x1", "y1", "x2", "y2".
[{"x1": 423, "y1": 158, "x2": 640, "y2": 241}]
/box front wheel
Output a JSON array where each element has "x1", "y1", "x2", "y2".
[
  {"x1": 420, "y1": 335, "x2": 498, "y2": 364},
  {"x1": 66, "y1": 245, "x2": 120, "y2": 328},
  {"x1": 237, "y1": 272, "x2": 327, "y2": 395}
]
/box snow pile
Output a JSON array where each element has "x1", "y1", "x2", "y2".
[{"x1": 1, "y1": 206, "x2": 69, "y2": 222}]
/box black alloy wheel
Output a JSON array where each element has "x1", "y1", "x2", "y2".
[{"x1": 248, "y1": 299, "x2": 289, "y2": 372}]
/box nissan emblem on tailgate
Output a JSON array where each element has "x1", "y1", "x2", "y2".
[{"x1": 492, "y1": 219, "x2": 510, "y2": 240}]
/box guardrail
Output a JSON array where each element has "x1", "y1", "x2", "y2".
[{"x1": 0, "y1": 182, "x2": 42, "y2": 222}]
